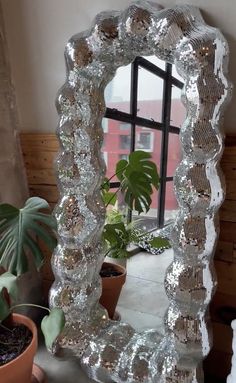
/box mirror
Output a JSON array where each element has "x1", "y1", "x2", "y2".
[
  {"x1": 102, "y1": 55, "x2": 185, "y2": 333},
  {"x1": 51, "y1": 2, "x2": 231, "y2": 382}
]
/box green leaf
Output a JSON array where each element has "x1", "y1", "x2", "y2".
[
  {"x1": 103, "y1": 221, "x2": 132, "y2": 259},
  {"x1": 101, "y1": 177, "x2": 110, "y2": 192},
  {"x1": 107, "y1": 247, "x2": 130, "y2": 259},
  {"x1": 24, "y1": 236, "x2": 44, "y2": 270},
  {"x1": 23, "y1": 197, "x2": 51, "y2": 211},
  {"x1": 0, "y1": 197, "x2": 57, "y2": 275},
  {"x1": 41, "y1": 308, "x2": 65, "y2": 349},
  {"x1": 149, "y1": 237, "x2": 170, "y2": 249},
  {"x1": 102, "y1": 192, "x2": 117, "y2": 206},
  {"x1": 0, "y1": 272, "x2": 17, "y2": 301},
  {"x1": 105, "y1": 209, "x2": 124, "y2": 224},
  {"x1": 116, "y1": 159, "x2": 128, "y2": 181},
  {"x1": 116, "y1": 151, "x2": 159, "y2": 214},
  {"x1": 0, "y1": 289, "x2": 10, "y2": 322},
  {"x1": 103, "y1": 222, "x2": 129, "y2": 247},
  {"x1": 0, "y1": 204, "x2": 19, "y2": 221}
]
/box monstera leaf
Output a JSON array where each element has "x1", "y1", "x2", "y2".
[
  {"x1": 116, "y1": 151, "x2": 159, "y2": 214},
  {"x1": 0, "y1": 197, "x2": 57, "y2": 276}
]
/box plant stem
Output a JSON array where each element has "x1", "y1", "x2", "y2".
[
  {"x1": 0, "y1": 340, "x2": 18, "y2": 345},
  {"x1": 104, "y1": 245, "x2": 131, "y2": 259},
  {"x1": 101, "y1": 165, "x2": 127, "y2": 189},
  {"x1": 10, "y1": 303, "x2": 50, "y2": 313},
  {"x1": 105, "y1": 186, "x2": 121, "y2": 208},
  {"x1": 0, "y1": 323, "x2": 13, "y2": 333}
]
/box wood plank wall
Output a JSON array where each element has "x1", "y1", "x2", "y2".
[
  {"x1": 20, "y1": 133, "x2": 236, "y2": 382},
  {"x1": 20, "y1": 133, "x2": 59, "y2": 297},
  {"x1": 204, "y1": 137, "x2": 236, "y2": 382}
]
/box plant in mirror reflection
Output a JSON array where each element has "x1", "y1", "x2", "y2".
[{"x1": 101, "y1": 150, "x2": 170, "y2": 259}]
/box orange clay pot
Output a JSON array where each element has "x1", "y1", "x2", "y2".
[
  {"x1": 0, "y1": 314, "x2": 38, "y2": 383},
  {"x1": 99, "y1": 262, "x2": 126, "y2": 319}
]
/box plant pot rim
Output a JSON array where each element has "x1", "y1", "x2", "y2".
[
  {"x1": 101, "y1": 262, "x2": 127, "y2": 291},
  {"x1": 0, "y1": 313, "x2": 37, "y2": 370},
  {"x1": 101, "y1": 261, "x2": 127, "y2": 280}
]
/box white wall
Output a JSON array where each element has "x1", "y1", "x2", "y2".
[{"x1": 1, "y1": 0, "x2": 236, "y2": 133}]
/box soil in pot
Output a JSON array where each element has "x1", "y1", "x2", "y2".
[
  {"x1": 0, "y1": 314, "x2": 38, "y2": 383},
  {"x1": 99, "y1": 262, "x2": 126, "y2": 319},
  {"x1": 100, "y1": 266, "x2": 123, "y2": 278},
  {"x1": 0, "y1": 321, "x2": 32, "y2": 366}
]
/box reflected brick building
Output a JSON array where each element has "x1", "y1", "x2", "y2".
[{"x1": 102, "y1": 99, "x2": 185, "y2": 213}]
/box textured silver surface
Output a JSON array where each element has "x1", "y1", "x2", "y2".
[{"x1": 50, "y1": 1, "x2": 232, "y2": 382}]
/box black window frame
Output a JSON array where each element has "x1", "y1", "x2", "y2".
[{"x1": 104, "y1": 56, "x2": 183, "y2": 228}]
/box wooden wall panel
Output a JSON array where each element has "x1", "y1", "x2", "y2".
[
  {"x1": 205, "y1": 137, "x2": 236, "y2": 382},
  {"x1": 20, "y1": 133, "x2": 59, "y2": 206},
  {"x1": 20, "y1": 133, "x2": 236, "y2": 381},
  {"x1": 20, "y1": 133, "x2": 59, "y2": 298}
]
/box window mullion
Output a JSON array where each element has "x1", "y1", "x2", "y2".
[
  {"x1": 127, "y1": 59, "x2": 139, "y2": 223},
  {"x1": 158, "y1": 63, "x2": 173, "y2": 228},
  {"x1": 130, "y1": 60, "x2": 138, "y2": 152}
]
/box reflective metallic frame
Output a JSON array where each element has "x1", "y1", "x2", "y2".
[{"x1": 50, "y1": 1, "x2": 232, "y2": 382}]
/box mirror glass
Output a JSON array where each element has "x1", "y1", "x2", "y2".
[{"x1": 102, "y1": 55, "x2": 185, "y2": 333}]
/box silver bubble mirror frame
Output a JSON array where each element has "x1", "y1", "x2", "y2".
[{"x1": 50, "y1": 1, "x2": 232, "y2": 382}]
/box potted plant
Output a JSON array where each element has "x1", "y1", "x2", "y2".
[
  {"x1": 0, "y1": 197, "x2": 57, "y2": 311},
  {"x1": 0, "y1": 271, "x2": 65, "y2": 383},
  {"x1": 100, "y1": 150, "x2": 170, "y2": 318}
]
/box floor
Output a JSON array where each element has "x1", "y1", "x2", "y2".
[
  {"x1": 35, "y1": 249, "x2": 173, "y2": 382},
  {"x1": 117, "y1": 248, "x2": 172, "y2": 332}
]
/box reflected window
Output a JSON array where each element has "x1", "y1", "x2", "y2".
[
  {"x1": 104, "y1": 55, "x2": 184, "y2": 228},
  {"x1": 136, "y1": 132, "x2": 153, "y2": 151},
  {"x1": 120, "y1": 123, "x2": 130, "y2": 130},
  {"x1": 120, "y1": 135, "x2": 131, "y2": 150}
]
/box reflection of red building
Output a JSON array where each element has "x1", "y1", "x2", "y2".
[{"x1": 102, "y1": 100, "x2": 185, "y2": 211}]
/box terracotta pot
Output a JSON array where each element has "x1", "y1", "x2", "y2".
[
  {"x1": 99, "y1": 262, "x2": 126, "y2": 319},
  {"x1": 105, "y1": 256, "x2": 127, "y2": 269},
  {"x1": 0, "y1": 314, "x2": 38, "y2": 383}
]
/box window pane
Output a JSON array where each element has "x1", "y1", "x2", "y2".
[
  {"x1": 172, "y1": 65, "x2": 184, "y2": 82},
  {"x1": 102, "y1": 118, "x2": 131, "y2": 182},
  {"x1": 167, "y1": 133, "x2": 182, "y2": 177},
  {"x1": 136, "y1": 132, "x2": 152, "y2": 150},
  {"x1": 170, "y1": 85, "x2": 186, "y2": 128},
  {"x1": 135, "y1": 127, "x2": 162, "y2": 169},
  {"x1": 137, "y1": 67, "x2": 164, "y2": 122},
  {"x1": 120, "y1": 123, "x2": 130, "y2": 130},
  {"x1": 164, "y1": 181, "x2": 178, "y2": 224},
  {"x1": 120, "y1": 135, "x2": 131, "y2": 150},
  {"x1": 104, "y1": 64, "x2": 131, "y2": 113}
]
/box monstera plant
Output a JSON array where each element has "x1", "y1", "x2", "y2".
[
  {"x1": 0, "y1": 197, "x2": 57, "y2": 276},
  {"x1": 101, "y1": 150, "x2": 170, "y2": 260},
  {"x1": 100, "y1": 150, "x2": 170, "y2": 318}
]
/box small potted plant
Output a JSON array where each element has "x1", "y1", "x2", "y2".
[
  {"x1": 0, "y1": 197, "x2": 57, "y2": 310},
  {"x1": 0, "y1": 271, "x2": 65, "y2": 383},
  {"x1": 100, "y1": 150, "x2": 170, "y2": 318}
]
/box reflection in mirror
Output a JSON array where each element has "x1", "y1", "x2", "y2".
[
  {"x1": 103, "y1": 56, "x2": 185, "y2": 331},
  {"x1": 103, "y1": 55, "x2": 185, "y2": 334}
]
